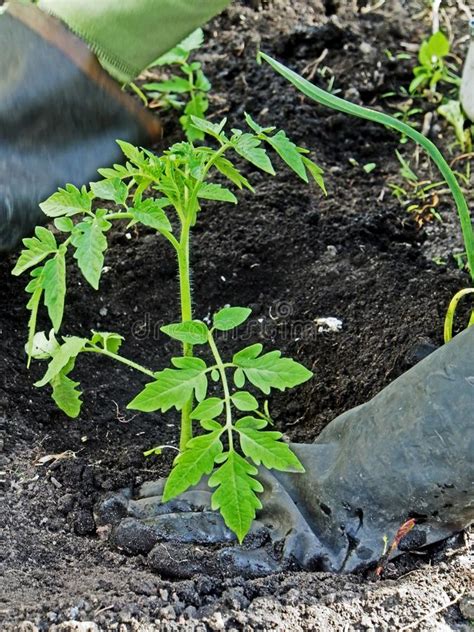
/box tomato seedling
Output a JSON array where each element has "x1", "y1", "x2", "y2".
[{"x1": 13, "y1": 114, "x2": 325, "y2": 541}]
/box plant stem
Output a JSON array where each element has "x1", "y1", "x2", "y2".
[
  {"x1": 84, "y1": 345, "x2": 155, "y2": 377},
  {"x1": 176, "y1": 145, "x2": 232, "y2": 451},
  {"x1": 177, "y1": 219, "x2": 194, "y2": 451},
  {"x1": 208, "y1": 331, "x2": 234, "y2": 450}
]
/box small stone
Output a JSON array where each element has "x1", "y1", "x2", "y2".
[
  {"x1": 72, "y1": 510, "x2": 96, "y2": 536},
  {"x1": 159, "y1": 605, "x2": 176, "y2": 620},
  {"x1": 159, "y1": 588, "x2": 169, "y2": 602},
  {"x1": 460, "y1": 593, "x2": 474, "y2": 620},
  {"x1": 58, "y1": 493, "x2": 75, "y2": 514},
  {"x1": 68, "y1": 606, "x2": 80, "y2": 620},
  {"x1": 208, "y1": 612, "x2": 226, "y2": 631},
  {"x1": 360, "y1": 42, "x2": 373, "y2": 55}
]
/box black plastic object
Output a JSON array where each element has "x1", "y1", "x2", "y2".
[
  {"x1": 0, "y1": 1, "x2": 161, "y2": 251},
  {"x1": 96, "y1": 326, "x2": 474, "y2": 578}
]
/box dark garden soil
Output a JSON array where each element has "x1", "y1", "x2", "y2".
[{"x1": 1, "y1": 0, "x2": 473, "y2": 630}]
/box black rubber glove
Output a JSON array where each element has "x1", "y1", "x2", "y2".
[
  {"x1": 96, "y1": 326, "x2": 474, "y2": 579},
  {"x1": 0, "y1": 1, "x2": 161, "y2": 251}
]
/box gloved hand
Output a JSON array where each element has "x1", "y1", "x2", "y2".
[
  {"x1": 95, "y1": 326, "x2": 474, "y2": 579},
  {"x1": 0, "y1": 0, "x2": 230, "y2": 251}
]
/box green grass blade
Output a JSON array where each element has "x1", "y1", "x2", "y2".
[{"x1": 259, "y1": 52, "x2": 474, "y2": 283}]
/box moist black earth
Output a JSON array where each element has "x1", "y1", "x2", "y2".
[{"x1": 1, "y1": 0, "x2": 473, "y2": 630}]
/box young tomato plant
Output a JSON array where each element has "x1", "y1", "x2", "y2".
[
  {"x1": 140, "y1": 29, "x2": 211, "y2": 142},
  {"x1": 13, "y1": 114, "x2": 325, "y2": 542}
]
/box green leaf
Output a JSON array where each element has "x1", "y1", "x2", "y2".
[
  {"x1": 128, "y1": 366, "x2": 208, "y2": 412},
  {"x1": 72, "y1": 217, "x2": 109, "y2": 290},
  {"x1": 235, "y1": 416, "x2": 268, "y2": 430},
  {"x1": 363, "y1": 162, "x2": 377, "y2": 174},
  {"x1": 233, "y1": 343, "x2": 263, "y2": 364},
  {"x1": 234, "y1": 350, "x2": 313, "y2": 394},
  {"x1": 409, "y1": 71, "x2": 428, "y2": 94},
  {"x1": 233, "y1": 368, "x2": 245, "y2": 388},
  {"x1": 35, "y1": 336, "x2": 87, "y2": 387},
  {"x1": 231, "y1": 133, "x2": 275, "y2": 175},
  {"x1": 171, "y1": 357, "x2": 207, "y2": 370},
  {"x1": 54, "y1": 217, "x2": 74, "y2": 233},
  {"x1": 40, "y1": 184, "x2": 91, "y2": 218},
  {"x1": 211, "y1": 368, "x2": 220, "y2": 382},
  {"x1": 90, "y1": 178, "x2": 128, "y2": 205},
  {"x1": 181, "y1": 94, "x2": 209, "y2": 142},
  {"x1": 177, "y1": 28, "x2": 205, "y2": 54},
  {"x1": 264, "y1": 130, "x2": 308, "y2": 181},
  {"x1": 197, "y1": 183, "x2": 238, "y2": 204},
  {"x1": 191, "y1": 397, "x2": 224, "y2": 420},
  {"x1": 427, "y1": 31, "x2": 449, "y2": 60},
  {"x1": 51, "y1": 360, "x2": 82, "y2": 418},
  {"x1": 150, "y1": 28, "x2": 204, "y2": 66},
  {"x1": 117, "y1": 140, "x2": 148, "y2": 169},
  {"x1": 201, "y1": 419, "x2": 222, "y2": 431},
  {"x1": 190, "y1": 116, "x2": 227, "y2": 140},
  {"x1": 98, "y1": 163, "x2": 131, "y2": 180},
  {"x1": 143, "y1": 76, "x2": 192, "y2": 94},
  {"x1": 438, "y1": 100, "x2": 466, "y2": 148},
  {"x1": 12, "y1": 227, "x2": 58, "y2": 276},
  {"x1": 243, "y1": 112, "x2": 276, "y2": 135},
  {"x1": 418, "y1": 39, "x2": 432, "y2": 67},
  {"x1": 90, "y1": 331, "x2": 124, "y2": 354},
  {"x1": 237, "y1": 427, "x2": 305, "y2": 472},
  {"x1": 161, "y1": 320, "x2": 209, "y2": 345},
  {"x1": 163, "y1": 430, "x2": 224, "y2": 501},
  {"x1": 213, "y1": 306, "x2": 251, "y2": 331},
  {"x1": 209, "y1": 451, "x2": 263, "y2": 543},
  {"x1": 302, "y1": 157, "x2": 326, "y2": 193},
  {"x1": 25, "y1": 269, "x2": 45, "y2": 364},
  {"x1": 42, "y1": 249, "x2": 66, "y2": 332},
  {"x1": 214, "y1": 157, "x2": 254, "y2": 191},
  {"x1": 231, "y1": 391, "x2": 259, "y2": 411},
  {"x1": 130, "y1": 198, "x2": 172, "y2": 233},
  {"x1": 195, "y1": 69, "x2": 211, "y2": 92}
]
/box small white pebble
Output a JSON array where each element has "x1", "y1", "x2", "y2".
[{"x1": 314, "y1": 317, "x2": 343, "y2": 333}]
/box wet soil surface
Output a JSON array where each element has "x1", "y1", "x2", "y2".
[{"x1": 1, "y1": 0, "x2": 473, "y2": 629}]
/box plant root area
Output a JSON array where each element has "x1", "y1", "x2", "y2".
[{"x1": 1, "y1": 0, "x2": 472, "y2": 630}]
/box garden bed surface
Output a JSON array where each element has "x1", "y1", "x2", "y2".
[{"x1": 0, "y1": 0, "x2": 472, "y2": 629}]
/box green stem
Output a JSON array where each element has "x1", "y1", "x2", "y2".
[
  {"x1": 208, "y1": 330, "x2": 234, "y2": 450},
  {"x1": 177, "y1": 219, "x2": 194, "y2": 451},
  {"x1": 176, "y1": 144, "x2": 233, "y2": 450},
  {"x1": 84, "y1": 345, "x2": 155, "y2": 378},
  {"x1": 260, "y1": 52, "x2": 474, "y2": 283}
]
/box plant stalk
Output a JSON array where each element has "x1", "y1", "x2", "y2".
[
  {"x1": 85, "y1": 346, "x2": 155, "y2": 377},
  {"x1": 208, "y1": 331, "x2": 234, "y2": 450},
  {"x1": 177, "y1": 221, "x2": 194, "y2": 451}
]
